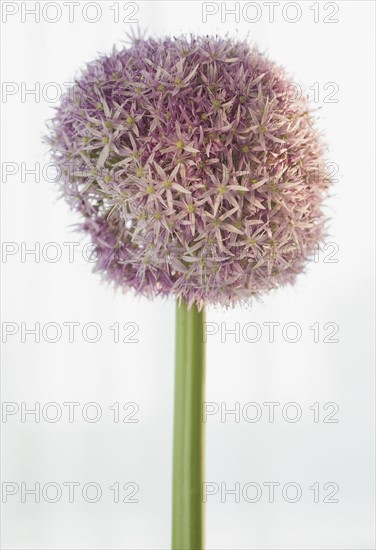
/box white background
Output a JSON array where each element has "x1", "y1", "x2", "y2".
[{"x1": 1, "y1": 1, "x2": 375, "y2": 549}]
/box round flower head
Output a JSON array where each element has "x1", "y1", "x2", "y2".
[{"x1": 48, "y1": 35, "x2": 331, "y2": 309}]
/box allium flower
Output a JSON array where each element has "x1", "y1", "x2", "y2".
[{"x1": 47, "y1": 35, "x2": 331, "y2": 309}]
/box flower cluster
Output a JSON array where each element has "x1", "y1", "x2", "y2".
[{"x1": 47, "y1": 35, "x2": 331, "y2": 309}]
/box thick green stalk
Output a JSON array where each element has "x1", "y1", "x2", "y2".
[{"x1": 172, "y1": 300, "x2": 206, "y2": 550}]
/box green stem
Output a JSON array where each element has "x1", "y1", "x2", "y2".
[{"x1": 172, "y1": 300, "x2": 206, "y2": 550}]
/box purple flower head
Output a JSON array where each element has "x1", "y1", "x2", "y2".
[{"x1": 47, "y1": 35, "x2": 332, "y2": 309}]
